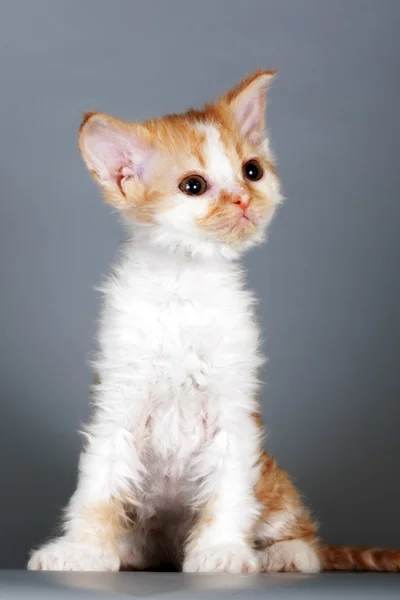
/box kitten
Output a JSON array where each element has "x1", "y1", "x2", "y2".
[{"x1": 28, "y1": 71, "x2": 400, "y2": 573}]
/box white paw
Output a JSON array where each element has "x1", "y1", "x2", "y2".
[
  {"x1": 261, "y1": 539, "x2": 321, "y2": 573},
  {"x1": 183, "y1": 543, "x2": 258, "y2": 573},
  {"x1": 27, "y1": 538, "x2": 120, "y2": 571}
]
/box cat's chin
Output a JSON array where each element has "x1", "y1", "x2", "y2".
[{"x1": 232, "y1": 215, "x2": 257, "y2": 236}]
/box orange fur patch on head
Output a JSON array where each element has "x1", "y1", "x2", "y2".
[{"x1": 143, "y1": 115, "x2": 206, "y2": 164}]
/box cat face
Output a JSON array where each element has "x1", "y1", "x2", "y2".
[{"x1": 79, "y1": 70, "x2": 282, "y2": 257}]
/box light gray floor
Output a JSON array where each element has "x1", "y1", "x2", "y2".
[{"x1": 1, "y1": 571, "x2": 400, "y2": 599}]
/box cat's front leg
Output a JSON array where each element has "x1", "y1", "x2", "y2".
[
  {"x1": 28, "y1": 403, "x2": 144, "y2": 571},
  {"x1": 183, "y1": 414, "x2": 262, "y2": 573}
]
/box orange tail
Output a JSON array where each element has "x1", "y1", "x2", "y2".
[{"x1": 321, "y1": 545, "x2": 400, "y2": 572}]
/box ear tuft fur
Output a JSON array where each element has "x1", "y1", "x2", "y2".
[
  {"x1": 221, "y1": 69, "x2": 277, "y2": 142},
  {"x1": 79, "y1": 111, "x2": 100, "y2": 133}
]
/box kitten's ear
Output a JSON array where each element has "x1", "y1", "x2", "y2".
[
  {"x1": 78, "y1": 112, "x2": 153, "y2": 204},
  {"x1": 223, "y1": 70, "x2": 277, "y2": 143}
]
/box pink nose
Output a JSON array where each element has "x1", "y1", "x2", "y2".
[{"x1": 232, "y1": 194, "x2": 250, "y2": 210}]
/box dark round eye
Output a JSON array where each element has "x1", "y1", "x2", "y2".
[
  {"x1": 243, "y1": 159, "x2": 263, "y2": 181},
  {"x1": 179, "y1": 175, "x2": 208, "y2": 196}
]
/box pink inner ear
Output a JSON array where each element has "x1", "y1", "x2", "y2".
[
  {"x1": 228, "y1": 72, "x2": 274, "y2": 141},
  {"x1": 91, "y1": 136, "x2": 131, "y2": 181},
  {"x1": 81, "y1": 116, "x2": 150, "y2": 184},
  {"x1": 236, "y1": 95, "x2": 263, "y2": 139}
]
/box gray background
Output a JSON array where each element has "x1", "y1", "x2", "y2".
[{"x1": 0, "y1": 0, "x2": 399, "y2": 570}]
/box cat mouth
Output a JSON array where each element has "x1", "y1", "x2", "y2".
[
  {"x1": 238, "y1": 209, "x2": 257, "y2": 226},
  {"x1": 226, "y1": 210, "x2": 258, "y2": 240}
]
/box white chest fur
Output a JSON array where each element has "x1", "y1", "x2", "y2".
[{"x1": 93, "y1": 242, "x2": 263, "y2": 513}]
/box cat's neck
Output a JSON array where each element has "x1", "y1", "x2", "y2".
[
  {"x1": 112, "y1": 234, "x2": 249, "y2": 306},
  {"x1": 124, "y1": 227, "x2": 241, "y2": 269},
  {"x1": 125, "y1": 224, "x2": 241, "y2": 264},
  {"x1": 120, "y1": 234, "x2": 244, "y2": 287}
]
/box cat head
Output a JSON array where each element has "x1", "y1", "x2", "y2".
[{"x1": 79, "y1": 70, "x2": 282, "y2": 259}]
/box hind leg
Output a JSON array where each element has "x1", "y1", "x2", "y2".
[
  {"x1": 253, "y1": 451, "x2": 321, "y2": 573},
  {"x1": 259, "y1": 539, "x2": 321, "y2": 573}
]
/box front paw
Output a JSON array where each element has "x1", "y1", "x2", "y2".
[
  {"x1": 183, "y1": 543, "x2": 258, "y2": 573},
  {"x1": 27, "y1": 538, "x2": 120, "y2": 571}
]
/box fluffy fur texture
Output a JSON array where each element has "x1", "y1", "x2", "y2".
[{"x1": 28, "y1": 71, "x2": 400, "y2": 573}]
